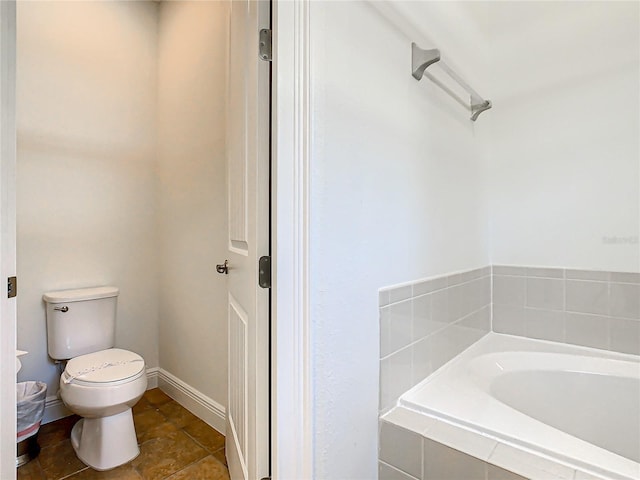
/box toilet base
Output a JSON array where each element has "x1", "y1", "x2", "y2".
[{"x1": 70, "y1": 409, "x2": 139, "y2": 471}]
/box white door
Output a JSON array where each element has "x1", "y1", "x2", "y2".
[{"x1": 225, "y1": 1, "x2": 270, "y2": 479}]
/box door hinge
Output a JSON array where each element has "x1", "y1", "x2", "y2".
[
  {"x1": 7, "y1": 276, "x2": 17, "y2": 298},
  {"x1": 258, "y1": 256, "x2": 271, "y2": 288},
  {"x1": 259, "y1": 29, "x2": 272, "y2": 62}
]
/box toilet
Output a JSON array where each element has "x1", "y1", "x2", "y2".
[{"x1": 44, "y1": 286, "x2": 147, "y2": 471}]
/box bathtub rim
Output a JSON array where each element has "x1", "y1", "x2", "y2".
[{"x1": 393, "y1": 333, "x2": 640, "y2": 480}]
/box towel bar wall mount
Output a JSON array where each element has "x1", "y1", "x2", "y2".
[{"x1": 411, "y1": 43, "x2": 492, "y2": 122}]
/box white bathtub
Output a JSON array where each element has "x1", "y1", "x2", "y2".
[{"x1": 399, "y1": 334, "x2": 640, "y2": 480}]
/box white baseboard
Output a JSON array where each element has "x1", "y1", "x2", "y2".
[
  {"x1": 42, "y1": 396, "x2": 71, "y2": 425},
  {"x1": 146, "y1": 366, "x2": 159, "y2": 389},
  {"x1": 43, "y1": 366, "x2": 162, "y2": 425},
  {"x1": 158, "y1": 368, "x2": 226, "y2": 435}
]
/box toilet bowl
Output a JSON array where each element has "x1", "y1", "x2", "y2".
[
  {"x1": 59, "y1": 348, "x2": 147, "y2": 470},
  {"x1": 44, "y1": 286, "x2": 148, "y2": 470}
]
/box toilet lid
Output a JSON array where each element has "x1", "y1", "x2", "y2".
[{"x1": 63, "y1": 348, "x2": 145, "y2": 385}]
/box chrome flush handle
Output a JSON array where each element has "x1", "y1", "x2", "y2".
[
  {"x1": 54, "y1": 306, "x2": 69, "y2": 312},
  {"x1": 216, "y1": 260, "x2": 229, "y2": 275}
]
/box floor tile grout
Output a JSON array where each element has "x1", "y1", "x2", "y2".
[
  {"x1": 181, "y1": 428, "x2": 226, "y2": 456},
  {"x1": 57, "y1": 466, "x2": 89, "y2": 480},
  {"x1": 19, "y1": 388, "x2": 228, "y2": 480},
  {"x1": 159, "y1": 454, "x2": 212, "y2": 480}
]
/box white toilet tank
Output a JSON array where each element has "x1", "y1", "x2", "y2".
[{"x1": 43, "y1": 286, "x2": 119, "y2": 360}]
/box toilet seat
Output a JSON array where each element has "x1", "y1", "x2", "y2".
[{"x1": 63, "y1": 348, "x2": 145, "y2": 387}]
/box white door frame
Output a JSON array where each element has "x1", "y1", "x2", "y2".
[
  {"x1": 271, "y1": 0, "x2": 313, "y2": 478},
  {"x1": 0, "y1": 1, "x2": 17, "y2": 478},
  {"x1": 0, "y1": 1, "x2": 315, "y2": 478}
]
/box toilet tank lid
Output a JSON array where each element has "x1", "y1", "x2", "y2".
[{"x1": 43, "y1": 286, "x2": 119, "y2": 304}]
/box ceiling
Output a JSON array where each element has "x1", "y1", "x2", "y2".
[{"x1": 456, "y1": 1, "x2": 640, "y2": 100}]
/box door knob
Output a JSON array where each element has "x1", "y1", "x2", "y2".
[{"x1": 216, "y1": 260, "x2": 229, "y2": 275}]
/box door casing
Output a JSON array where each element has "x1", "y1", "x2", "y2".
[{"x1": 0, "y1": 1, "x2": 17, "y2": 478}]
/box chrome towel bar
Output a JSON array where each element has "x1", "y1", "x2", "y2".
[{"x1": 411, "y1": 43, "x2": 492, "y2": 122}]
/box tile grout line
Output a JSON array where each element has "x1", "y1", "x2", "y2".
[
  {"x1": 490, "y1": 265, "x2": 494, "y2": 333},
  {"x1": 148, "y1": 395, "x2": 227, "y2": 479},
  {"x1": 384, "y1": 274, "x2": 492, "y2": 307},
  {"x1": 21, "y1": 390, "x2": 228, "y2": 480},
  {"x1": 562, "y1": 270, "x2": 566, "y2": 342},
  {"x1": 380, "y1": 303, "x2": 491, "y2": 362},
  {"x1": 181, "y1": 428, "x2": 227, "y2": 460},
  {"x1": 607, "y1": 280, "x2": 612, "y2": 350},
  {"x1": 158, "y1": 454, "x2": 208, "y2": 480},
  {"x1": 57, "y1": 466, "x2": 90, "y2": 480}
]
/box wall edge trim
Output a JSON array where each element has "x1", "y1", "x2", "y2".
[
  {"x1": 272, "y1": 0, "x2": 314, "y2": 477},
  {"x1": 157, "y1": 368, "x2": 226, "y2": 435}
]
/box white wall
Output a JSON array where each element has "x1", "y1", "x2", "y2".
[
  {"x1": 308, "y1": 2, "x2": 491, "y2": 477},
  {"x1": 16, "y1": 1, "x2": 159, "y2": 395},
  {"x1": 307, "y1": 0, "x2": 639, "y2": 476},
  {"x1": 156, "y1": 1, "x2": 229, "y2": 407},
  {"x1": 484, "y1": 1, "x2": 640, "y2": 272}
]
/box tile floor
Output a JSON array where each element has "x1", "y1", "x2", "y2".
[{"x1": 17, "y1": 389, "x2": 229, "y2": 480}]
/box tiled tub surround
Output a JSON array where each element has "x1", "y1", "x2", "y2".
[
  {"x1": 379, "y1": 410, "x2": 526, "y2": 480},
  {"x1": 492, "y1": 266, "x2": 640, "y2": 355},
  {"x1": 379, "y1": 267, "x2": 491, "y2": 413},
  {"x1": 380, "y1": 335, "x2": 640, "y2": 480},
  {"x1": 378, "y1": 266, "x2": 640, "y2": 480}
]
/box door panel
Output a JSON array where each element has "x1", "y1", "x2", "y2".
[
  {"x1": 228, "y1": 295, "x2": 248, "y2": 477},
  {"x1": 227, "y1": 0, "x2": 248, "y2": 253},
  {"x1": 226, "y1": 1, "x2": 270, "y2": 479}
]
